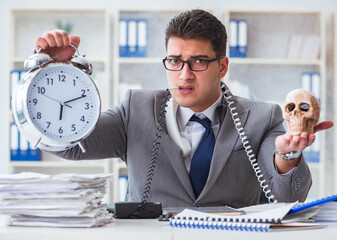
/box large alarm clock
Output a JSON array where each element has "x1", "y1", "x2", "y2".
[{"x1": 12, "y1": 44, "x2": 101, "y2": 153}]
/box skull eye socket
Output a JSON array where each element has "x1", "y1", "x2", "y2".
[
  {"x1": 286, "y1": 103, "x2": 295, "y2": 112},
  {"x1": 301, "y1": 103, "x2": 309, "y2": 112}
]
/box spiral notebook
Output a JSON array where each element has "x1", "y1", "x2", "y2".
[{"x1": 170, "y1": 202, "x2": 324, "y2": 232}]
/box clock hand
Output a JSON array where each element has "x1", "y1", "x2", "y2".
[
  {"x1": 41, "y1": 94, "x2": 72, "y2": 108},
  {"x1": 64, "y1": 94, "x2": 87, "y2": 104},
  {"x1": 59, "y1": 103, "x2": 64, "y2": 120}
]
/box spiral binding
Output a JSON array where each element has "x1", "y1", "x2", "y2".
[
  {"x1": 132, "y1": 90, "x2": 171, "y2": 217},
  {"x1": 221, "y1": 83, "x2": 277, "y2": 204},
  {"x1": 170, "y1": 217, "x2": 272, "y2": 232}
]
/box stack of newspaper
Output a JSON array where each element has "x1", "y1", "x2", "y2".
[{"x1": 0, "y1": 172, "x2": 113, "y2": 227}]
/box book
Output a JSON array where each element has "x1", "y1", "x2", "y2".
[
  {"x1": 170, "y1": 202, "x2": 324, "y2": 232},
  {"x1": 287, "y1": 194, "x2": 337, "y2": 215},
  {"x1": 164, "y1": 205, "x2": 245, "y2": 217}
]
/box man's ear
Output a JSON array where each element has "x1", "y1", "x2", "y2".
[{"x1": 218, "y1": 57, "x2": 229, "y2": 79}]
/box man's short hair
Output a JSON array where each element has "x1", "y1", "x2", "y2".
[{"x1": 165, "y1": 9, "x2": 227, "y2": 57}]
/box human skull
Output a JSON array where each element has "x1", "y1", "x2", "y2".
[{"x1": 283, "y1": 89, "x2": 320, "y2": 136}]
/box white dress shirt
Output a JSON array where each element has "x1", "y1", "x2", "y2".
[{"x1": 176, "y1": 93, "x2": 222, "y2": 172}]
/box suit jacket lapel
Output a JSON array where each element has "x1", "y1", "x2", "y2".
[
  {"x1": 198, "y1": 97, "x2": 250, "y2": 200},
  {"x1": 154, "y1": 92, "x2": 195, "y2": 200}
]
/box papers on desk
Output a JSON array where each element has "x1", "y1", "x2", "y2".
[
  {"x1": 170, "y1": 202, "x2": 325, "y2": 232},
  {"x1": 313, "y1": 202, "x2": 337, "y2": 222},
  {"x1": 0, "y1": 172, "x2": 114, "y2": 228}
]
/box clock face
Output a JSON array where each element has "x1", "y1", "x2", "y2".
[{"x1": 26, "y1": 64, "x2": 100, "y2": 142}]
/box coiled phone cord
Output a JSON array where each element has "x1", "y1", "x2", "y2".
[
  {"x1": 133, "y1": 90, "x2": 171, "y2": 217},
  {"x1": 222, "y1": 84, "x2": 277, "y2": 204}
]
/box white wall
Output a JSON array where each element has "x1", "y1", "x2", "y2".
[{"x1": 0, "y1": 0, "x2": 335, "y2": 189}]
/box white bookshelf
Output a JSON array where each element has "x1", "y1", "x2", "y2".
[
  {"x1": 223, "y1": 10, "x2": 326, "y2": 200},
  {"x1": 7, "y1": 8, "x2": 113, "y2": 201}
]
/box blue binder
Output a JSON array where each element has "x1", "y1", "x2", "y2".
[
  {"x1": 229, "y1": 19, "x2": 248, "y2": 58},
  {"x1": 229, "y1": 20, "x2": 238, "y2": 57},
  {"x1": 119, "y1": 19, "x2": 148, "y2": 57},
  {"x1": 10, "y1": 123, "x2": 20, "y2": 161},
  {"x1": 119, "y1": 19, "x2": 128, "y2": 57},
  {"x1": 136, "y1": 20, "x2": 147, "y2": 57},
  {"x1": 237, "y1": 20, "x2": 248, "y2": 58}
]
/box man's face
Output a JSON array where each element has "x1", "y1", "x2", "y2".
[{"x1": 166, "y1": 36, "x2": 228, "y2": 112}]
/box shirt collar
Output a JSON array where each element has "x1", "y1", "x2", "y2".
[{"x1": 177, "y1": 91, "x2": 223, "y2": 128}]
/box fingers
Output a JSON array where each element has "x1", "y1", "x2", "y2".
[
  {"x1": 276, "y1": 132, "x2": 315, "y2": 153},
  {"x1": 290, "y1": 132, "x2": 315, "y2": 151},
  {"x1": 35, "y1": 29, "x2": 79, "y2": 51},
  {"x1": 35, "y1": 37, "x2": 49, "y2": 52},
  {"x1": 69, "y1": 35, "x2": 81, "y2": 48}
]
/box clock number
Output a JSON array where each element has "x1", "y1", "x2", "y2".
[
  {"x1": 46, "y1": 78, "x2": 54, "y2": 85},
  {"x1": 81, "y1": 89, "x2": 86, "y2": 97},
  {"x1": 85, "y1": 103, "x2": 90, "y2": 110},
  {"x1": 33, "y1": 99, "x2": 38, "y2": 105},
  {"x1": 37, "y1": 87, "x2": 45, "y2": 94},
  {"x1": 46, "y1": 122, "x2": 51, "y2": 129},
  {"x1": 71, "y1": 124, "x2": 76, "y2": 131},
  {"x1": 58, "y1": 127, "x2": 63, "y2": 134},
  {"x1": 37, "y1": 112, "x2": 42, "y2": 119},
  {"x1": 58, "y1": 75, "x2": 66, "y2": 82},
  {"x1": 73, "y1": 79, "x2": 76, "y2": 86},
  {"x1": 80, "y1": 115, "x2": 85, "y2": 122}
]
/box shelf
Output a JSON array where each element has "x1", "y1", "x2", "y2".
[
  {"x1": 229, "y1": 58, "x2": 322, "y2": 66},
  {"x1": 118, "y1": 57, "x2": 163, "y2": 64},
  {"x1": 9, "y1": 160, "x2": 109, "y2": 168},
  {"x1": 11, "y1": 57, "x2": 108, "y2": 65}
]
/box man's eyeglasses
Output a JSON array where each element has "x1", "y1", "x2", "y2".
[{"x1": 162, "y1": 56, "x2": 224, "y2": 72}]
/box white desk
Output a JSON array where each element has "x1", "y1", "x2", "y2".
[{"x1": 1, "y1": 215, "x2": 337, "y2": 240}]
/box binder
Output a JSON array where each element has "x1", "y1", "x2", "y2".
[
  {"x1": 127, "y1": 20, "x2": 137, "y2": 55},
  {"x1": 300, "y1": 72, "x2": 311, "y2": 91},
  {"x1": 118, "y1": 175, "x2": 128, "y2": 201},
  {"x1": 19, "y1": 133, "x2": 29, "y2": 160},
  {"x1": 10, "y1": 123, "x2": 20, "y2": 161},
  {"x1": 10, "y1": 70, "x2": 21, "y2": 109},
  {"x1": 119, "y1": 19, "x2": 128, "y2": 57},
  {"x1": 136, "y1": 20, "x2": 147, "y2": 57},
  {"x1": 229, "y1": 20, "x2": 238, "y2": 57},
  {"x1": 311, "y1": 72, "x2": 321, "y2": 100},
  {"x1": 286, "y1": 35, "x2": 304, "y2": 59},
  {"x1": 238, "y1": 20, "x2": 248, "y2": 58},
  {"x1": 287, "y1": 194, "x2": 337, "y2": 215},
  {"x1": 29, "y1": 142, "x2": 40, "y2": 161}
]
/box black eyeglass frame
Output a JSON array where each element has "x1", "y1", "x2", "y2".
[{"x1": 162, "y1": 56, "x2": 224, "y2": 72}]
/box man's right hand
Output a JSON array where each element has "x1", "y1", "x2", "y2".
[{"x1": 35, "y1": 29, "x2": 80, "y2": 62}]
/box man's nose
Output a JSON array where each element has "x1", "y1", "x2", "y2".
[{"x1": 179, "y1": 62, "x2": 194, "y2": 80}]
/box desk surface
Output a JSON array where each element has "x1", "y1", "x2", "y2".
[{"x1": 1, "y1": 215, "x2": 337, "y2": 240}]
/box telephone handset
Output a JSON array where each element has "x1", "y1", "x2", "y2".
[{"x1": 113, "y1": 84, "x2": 276, "y2": 219}]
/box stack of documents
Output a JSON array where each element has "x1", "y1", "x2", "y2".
[
  {"x1": 313, "y1": 202, "x2": 337, "y2": 222},
  {"x1": 0, "y1": 172, "x2": 113, "y2": 227}
]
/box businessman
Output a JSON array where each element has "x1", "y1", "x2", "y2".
[{"x1": 35, "y1": 9, "x2": 333, "y2": 208}]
